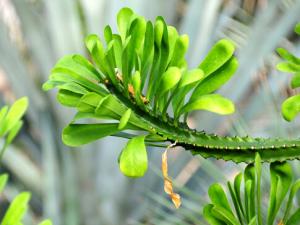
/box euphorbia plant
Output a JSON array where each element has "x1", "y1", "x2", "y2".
[{"x1": 43, "y1": 6, "x2": 300, "y2": 223}]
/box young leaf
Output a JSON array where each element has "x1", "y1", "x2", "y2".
[
  {"x1": 190, "y1": 56, "x2": 238, "y2": 100},
  {"x1": 117, "y1": 7, "x2": 134, "y2": 42},
  {"x1": 169, "y1": 34, "x2": 189, "y2": 68},
  {"x1": 62, "y1": 123, "x2": 120, "y2": 147},
  {"x1": 198, "y1": 39, "x2": 235, "y2": 76},
  {"x1": 104, "y1": 25, "x2": 113, "y2": 44},
  {"x1": 177, "y1": 69, "x2": 204, "y2": 89},
  {"x1": 119, "y1": 136, "x2": 148, "y2": 177},
  {"x1": 281, "y1": 94, "x2": 300, "y2": 121},
  {"x1": 157, "y1": 67, "x2": 181, "y2": 97},
  {"x1": 1, "y1": 192, "x2": 31, "y2": 225},
  {"x1": 180, "y1": 94, "x2": 235, "y2": 116}
]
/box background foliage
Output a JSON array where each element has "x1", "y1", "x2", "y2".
[{"x1": 0, "y1": 0, "x2": 300, "y2": 224}]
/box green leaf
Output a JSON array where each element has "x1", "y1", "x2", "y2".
[
  {"x1": 62, "y1": 123, "x2": 120, "y2": 147},
  {"x1": 276, "y1": 48, "x2": 300, "y2": 65},
  {"x1": 210, "y1": 205, "x2": 240, "y2": 225},
  {"x1": 190, "y1": 56, "x2": 238, "y2": 100},
  {"x1": 38, "y1": 220, "x2": 53, "y2": 225},
  {"x1": 57, "y1": 89, "x2": 82, "y2": 107},
  {"x1": 244, "y1": 164, "x2": 255, "y2": 222},
  {"x1": 117, "y1": 7, "x2": 134, "y2": 42},
  {"x1": 104, "y1": 25, "x2": 113, "y2": 44},
  {"x1": 84, "y1": 34, "x2": 107, "y2": 76},
  {"x1": 255, "y1": 153, "x2": 262, "y2": 225},
  {"x1": 203, "y1": 204, "x2": 227, "y2": 225},
  {"x1": 286, "y1": 208, "x2": 300, "y2": 225},
  {"x1": 178, "y1": 69, "x2": 204, "y2": 89},
  {"x1": 118, "y1": 109, "x2": 131, "y2": 130},
  {"x1": 281, "y1": 94, "x2": 300, "y2": 121},
  {"x1": 131, "y1": 71, "x2": 143, "y2": 105},
  {"x1": 233, "y1": 173, "x2": 245, "y2": 218},
  {"x1": 291, "y1": 73, "x2": 300, "y2": 88},
  {"x1": 227, "y1": 182, "x2": 243, "y2": 224},
  {"x1": 1, "y1": 192, "x2": 31, "y2": 225},
  {"x1": 283, "y1": 179, "x2": 300, "y2": 223},
  {"x1": 141, "y1": 21, "x2": 154, "y2": 88},
  {"x1": 267, "y1": 162, "x2": 292, "y2": 225},
  {"x1": 0, "y1": 97, "x2": 28, "y2": 137},
  {"x1": 119, "y1": 136, "x2": 148, "y2": 177},
  {"x1": 295, "y1": 22, "x2": 300, "y2": 35},
  {"x1": 180, "y1": 94, "x2": 235, "y2": 116},
  {"x1": 169, "y1": 34, "x2": 189, "y2": 68},
  {"x1": 157, "y1": 67, "x2": 181, "y2": 97},
  {"x1": 208, "y1": 183, "x2": 233, "y2": 214},
  {"x1": 276, "y1": 62, "x2": 300, "y2": 73},
  {"x1": 6, "y1": 121, "x2": 23, "y2": 146},
  {"x1": 0, "y1": 174, "x2": 8, "y2": 193},
  {"x1": 248, "y1": 216, "x2": 257, "y2": 225},
  {"x1": 198, "y1": 39, "x2": 235, "y2": 76},
  {"x1": 77, "y1": 92, "x2": 103, "y2": 113}
]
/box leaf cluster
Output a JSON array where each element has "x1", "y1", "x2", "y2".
[
  {"x1": 204, "y1": 154, "x2": 300, "y2": 225},
  {"x1": 277, "y1": 22, "x2": 300, "y2": 121},
  {"x1": 43, "y1": 8, "x2": 238, "y2": 177}
]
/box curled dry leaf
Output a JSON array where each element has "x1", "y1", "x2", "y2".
[{"x1": 162, "y1": 147, "x2": 181, "y2": 208}]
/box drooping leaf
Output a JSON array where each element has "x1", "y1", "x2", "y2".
[
  {"x1": 198, "y1": 39, "x2": 235, "y2": 76},
  {"x1": 62, "y1": 123, "x2": 120, "y2": 147},
  {"x1": 281, "y1": 94, "x2": 300, "y2": 121},
  {"x1": 180, "y1": 94, "x2": 235, "y2": 116},
  {"x1": 119, "y1": 136, "x2": 148, "y2": 177}
]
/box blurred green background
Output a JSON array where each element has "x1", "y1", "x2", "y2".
[{"x1": 0, "y1": 0, "x2": 300, "y2": 224}]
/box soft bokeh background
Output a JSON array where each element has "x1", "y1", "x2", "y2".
[{"x1": 0, "y1": 0, "x2": 300, "y2": 224}]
